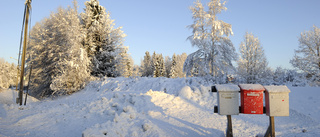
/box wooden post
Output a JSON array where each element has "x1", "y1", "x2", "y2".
[
  {"x1": 24, "y1": 64, "x2": 32, "y2": 105},
  {"x1": 270, "y1": 116, "x2": 275, "y2": 137},
  {"x1": 226, "y1": 115, "x2": 233, "y2": 137},
  {"x1": 18, "y1": 0, "x2": 31, "y2": 106},
  {"x1": 264, "y1": 116, "x2": 275, "y2": 137}
]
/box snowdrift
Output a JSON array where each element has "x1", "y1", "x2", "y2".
[{"x1": 0, "y1": 77, "x2": 320, "y2": 137}]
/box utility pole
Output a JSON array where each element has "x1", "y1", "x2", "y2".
[{"x1": 18, "y1": 0, "x2": 32, "y2": 106}]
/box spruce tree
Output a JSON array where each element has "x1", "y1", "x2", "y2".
[
  {"x1": 82, "y1": 0, "x2": 126, "y2": 77},
  {"x1": 141, "y1": 51, "x2": 152, "y2": 77},
  {"x1": 169, "y1": 54, "x2": 178, "y2": 78}
]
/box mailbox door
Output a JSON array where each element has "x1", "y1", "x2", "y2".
[
  {"x1": 266, "y1": 92, "x2": 289, "y2": 116},
  {"x1": 218, "y1": 92, "x2": 239, "y2": 115},
  {"x1": 241, "y1": 90, "x2": 264, "y2": 114}
]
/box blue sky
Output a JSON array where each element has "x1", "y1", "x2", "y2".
[{"x1": 1, "y1": 0, "x2": 320, "y2": 69}]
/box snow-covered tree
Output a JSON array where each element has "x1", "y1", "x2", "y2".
[
  {"x1": 237, "y1": 32, "x2": 269, "y2": 84},
  {"x1": 140, "y1": 51, "x2": 153, "y2": 77},
  {"x1": 290, "y1": 25, "x2": 320, "y2": 85},
  {"x1": 28, "y1": 1, "x2": 91, "y2": 97},
  {"x1": 132, "y1": 65, "x2": 141, "y2": 77},
  {"x1": 82, "y1": 0, "x2": 126, "y2": 77},
  {"x1": 169, "y1": 54, "x2": 178, "y2": 78},
  {"x1": 151, "y1": 52, "x2": 157, "y2": 77},
  {"x1": 50, "y1": 1, "x2": 91, "y2": 95},
  {"x1": 273, "y1": 67, "x2": 287, "y2": 85},
  {"x1": 164, "y1": 56, "x2": 172, "y2": 78},
  {"x1": 116, "y1": 46, "x2": 133, "y2": 77},
  {"x1": 176, "y1": 53, "x2": 187, "y2": 78},
  {"x1": 0, "y1": 58, "x2": 18, "y2": 89},
  {"x1": 152, "y1": 53, "x2": 166, "y2": 77},
  {"x1": 185, "y1": 0, "x2": 236, "y2": 79}
]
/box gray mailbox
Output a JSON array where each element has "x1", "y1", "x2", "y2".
[
  {"x1": 264, "y1": 85, "x2": 291, "y2": 116},
  {"x1": 216, "y1": 84, "x2": 240, "y2": 115}
]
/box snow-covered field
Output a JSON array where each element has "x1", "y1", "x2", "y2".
[{"x1": 0, "y1": 77, "x2": 319, "y2": 137}]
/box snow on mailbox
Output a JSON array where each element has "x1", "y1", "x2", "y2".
[
  {"x1": 239, "y1": 84, "x2": 265, "y2": 114},
  {"x1": 216, "y1": 84, "x2": 240, "y2": 115},
  {"x1": 264, "y1": 85, "x2": 291, "y2": 116}
]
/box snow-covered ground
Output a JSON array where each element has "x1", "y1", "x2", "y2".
[{"x1": 0, "y1": 77, "x2": 319, "y2": 137}]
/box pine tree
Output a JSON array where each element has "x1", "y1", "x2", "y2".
[{"x1": 237, "y1": 32, "x2": 269, "y2": 84}]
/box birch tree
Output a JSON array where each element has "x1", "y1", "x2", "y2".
[
  {"x1": 290, "y1": 25, "x2": 320, "y2": 85},
  {"x1": 185, "y1": 0, "x2": 236, "y2": 79}
]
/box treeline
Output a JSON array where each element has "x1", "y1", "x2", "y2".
[{"x1": 139, "y1": 51, "x2": 187, "y2": 78}]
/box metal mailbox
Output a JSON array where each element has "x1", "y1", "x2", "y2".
[
  {"x1": 239, "y1": 84, "x2": 265, "y2": 114},
  {"x1": 216, "y1": 84, "x2": 240, "y2": 115},
  {"x1": 264, "y1": 85, "x2": 291, "y2": 116}
]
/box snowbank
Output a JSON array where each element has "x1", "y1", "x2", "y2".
[{"x1": 0, "y1": 77, "x2": 320, "y2": 137}]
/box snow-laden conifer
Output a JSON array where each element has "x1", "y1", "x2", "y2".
[
  {"x1": 82, "y1": 0, "x2": 126, "y2": 77},
  {"x1": 141, "y1": 51, "x2": 153, "y2": 77},
  {"x1": 169, "y1": 54, "x2": 178, "y2": 78},
  {"x1": 152, "y1": 53, "x2": 166, "y2": 77}
]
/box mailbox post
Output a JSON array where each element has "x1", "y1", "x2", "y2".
[
  {"x1": 264, "y1": 85, "x2": 291, "y2": 137},
  {"x1": 214, "y1": 84, "x2": 240, "y2": 137}
]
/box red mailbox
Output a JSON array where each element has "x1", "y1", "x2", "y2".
[{"x1": 239, "y1": 84, "x2": 265, "y2": 114}]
